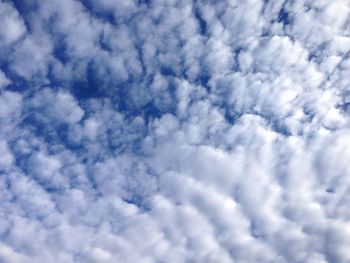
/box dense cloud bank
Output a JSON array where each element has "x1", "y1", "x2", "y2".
[{"x1": 1, "y1": 0, "x2": 350, "y2": 262}]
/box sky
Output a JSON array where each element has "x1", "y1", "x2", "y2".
[{"x1": 0, "y1": 0, "x2": 350, "y2": 262}]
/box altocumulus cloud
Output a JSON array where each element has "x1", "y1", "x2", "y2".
[{"x1": 0, "y1": 0, "x2": 350, "y2": 262}]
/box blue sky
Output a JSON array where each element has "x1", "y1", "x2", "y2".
[{"x1": 1, "y1": 0, "x2": 350, "y2": 262}]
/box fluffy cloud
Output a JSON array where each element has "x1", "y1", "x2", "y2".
[
  {"x1": 0, "y1": 2, "x2": 26, "y2": 49},
  {"x1": 0, "y1": 0, "x2": 350, "y2": 262}
]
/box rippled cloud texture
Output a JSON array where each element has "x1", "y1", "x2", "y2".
[{"x1": 1, "y1": 0, "x2": 350, "y2": 262}]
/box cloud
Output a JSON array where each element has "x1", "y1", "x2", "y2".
[
  {"x1": 27, "y1": 88, "x2": 84, "y2": 125},
  {"x1": 0, "y1": 2, "x2": 26, "y2": 49},
  {"x1": 0, "y1": 71, "x2": 11, "y2": 88},
  {"x1": 0, "y1": 0, "x2": 350, "y2": 262}
]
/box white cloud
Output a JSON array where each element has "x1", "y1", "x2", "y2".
[
  {"x1": 0, "y1": 0, "x2": 350, "y2": 262},
  {"x1": 0, "y1": 71, "x2": 11, "y2": 88},
  {"x1": 27, "y1": 88, "x2": 84, "y2": 125},
  {"x1": 0, "y1": 2, "x2": 26, "y2": 48},
  {"x1": 0, "y1": 140, "x2": 14, "y2": 170}
]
